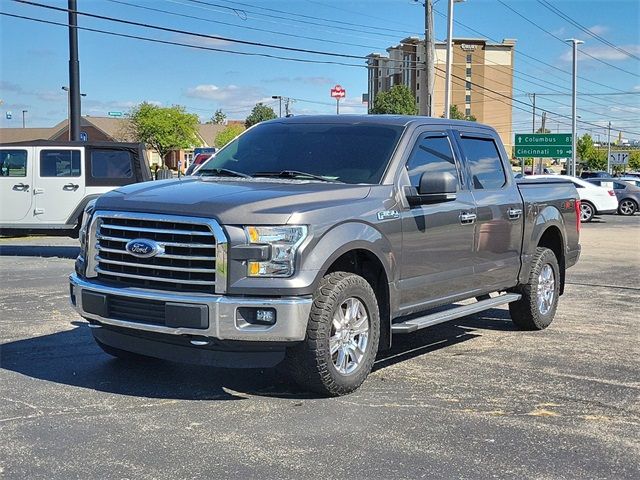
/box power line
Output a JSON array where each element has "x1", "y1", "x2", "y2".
[
  {"x1": 537, "y1": 0, "x2": 640, "y2": 62},
  {"x1": 105, "y1": 0, "x2": 388, "y2": 51}
]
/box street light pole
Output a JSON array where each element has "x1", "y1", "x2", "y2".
[
  {"x1": 22, "y1": 110, "x2": 27, "y2": 128},
  {"x1": 62, "y1": 86, "x2": 87, "y2": 140},
  {"x1": 607, "y1": 121, "x2": 612, "y2": 174},
  {"x1": 271, "y1": 95, "x2": 283, "y2": 117},
  {"x1": 565, "y1": 38, "x2": 583, "y2": 176},
  {"x1": 444, "y1": 0, "x2": 464, "y2": 119}
]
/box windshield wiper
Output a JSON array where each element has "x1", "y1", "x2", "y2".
[
  {"x1": 254, "y1": 170, "x2": 342, "y2": 183},
  {"x1": 198, "y1": 168, "x2": 251, "y2": 179}
]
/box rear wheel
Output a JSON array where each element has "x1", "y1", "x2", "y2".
[
  {"x1": 509, "y1": 247, "x2": 560, "y2": 330},
  {"x1": 618, "y1": 198, "x2": 637, "y2": 216},
  {"x1": 285, "y1": 272, "x2": 380, "y2": 396},
  {"x1": 580, "y1": 201, "x2": 595, "y2": 222}
]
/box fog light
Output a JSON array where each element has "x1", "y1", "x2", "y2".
[
  {"x1": 256, "y1": 309, "x2": 276, "y2": 324},
  {"x1": 236, "y1": 307, "x2": 277, "y2": 328}
]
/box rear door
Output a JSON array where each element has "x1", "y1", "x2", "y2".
[
  {"x1": 455, "y1": 131, "x2": 524, "y2": 292},
  {"x1": 34, "y1": 146, "x2": 85, "y2": 223},
  {"x1": 399, "y1": 129, "x2": 478, "y2": 311},
  {"x1": 0, "y1": 147, "x2": 33, "y2": 223}
]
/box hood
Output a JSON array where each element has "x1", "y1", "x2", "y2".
[{"x1": 95, "y1": 176, "x2": 371, "y2": 225}]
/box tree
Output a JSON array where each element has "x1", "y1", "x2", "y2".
[
  {"x1": 445, "y1": 104, "x2": 476, "y2": 122},
  {"x1": 245, "y1": 103, "x2": 277, "y2": 128},
  {"x1": 214, "y1": 124, "x2": 245, "y2": 148},
  {"x1": 628, "y1": 151, "x2": 640, "y2": 171},
  {"x1": 210, "y1": 109, "x2": 227, "y2": 125},
  {"x1": 128, "y1": 102, "x2": 199, "y2": 167},
  {"x1": 371, "y1": 85, "x2": 417, "y2": 115},
  {"x1": 577, "y1": 134, "x2": 595, "y2": 162}
]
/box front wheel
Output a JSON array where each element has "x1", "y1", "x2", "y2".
[
  {"x1": 580, "y1": 201, "x2": 595, "y2": 222},
  {"x1": 618, "y1": 198, "x2": 637, "y2": 216},
  {"x1": 509, "y1": 247, "x2": 560, "y2": 330},
  {"x1": 285, "y1": 272, "x2": 380, "y2": 396}
]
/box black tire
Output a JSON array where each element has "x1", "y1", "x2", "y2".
[
  {"x1": 509, "y1": 247, "x2": 560, "y2": 330},
  {"x1": 618, "y1": 198, "x2": 637, "y2": 216},
  {"x1": 579, "y1": 201, "x2": 595, "y2": 223},
  {"x1": 285, "y1": 272, "x2": 380, "y2": 396},
  {"x1": 95, "y1": 338, "x2": 153, "y2": 362}
]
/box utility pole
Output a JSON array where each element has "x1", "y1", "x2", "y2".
[
  {"x1": 22, "y1": 110, "x2": 27, "y2": 128},
  {"x1": 529, "y1": 93, "x2": 536, "y2": 133},
  {"x1": 565, "y1": 38, "x2": 583, "y2": 176},
  {"x1": 538, "y1": 111, "x2": 547, "y2": 174},
  {"x1": 68, "y1": 0, "x2": 82, "y2": 141},
  {"x1": 423, "y1": 0, "x2": 435, "y2": 116},
  {"x1": 606, "y1": 121, "x2": 612, "y2": 174},
  {"x1": 284, "y1": 97, "x2": 292, "y2": 116}
]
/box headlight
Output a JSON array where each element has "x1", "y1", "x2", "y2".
[
  {"x1": 243, "y1": 226, "x2": 308, "y2": 277},
  {"x1": 78, "y1": 199, "x2": 97, "y2": 256}
]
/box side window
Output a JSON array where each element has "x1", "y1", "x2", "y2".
[
  {"x1": 40, "y1": 150, "x2": 81, "y2": 177},
  {"x1": 460, "y1": 137, "x2": 506, "y2": 190},
  {"x1": 406, "y1": 134, "x2": 459, "y2": 188},
  {"x1": 613, "y1": 182, "x2": 627, "y2": 190},
  {"x1": 90, "y1": 150, "x2": 133, "y2": 178},
  {"x1": 0, "y1": 149, "x2": 27, "y2": 177}
]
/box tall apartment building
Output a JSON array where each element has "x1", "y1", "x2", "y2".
[{"x1": 367, "y1": 38, "x2": 516, "y2": 151}]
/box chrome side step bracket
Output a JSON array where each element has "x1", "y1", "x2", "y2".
[{"x1": 391, "y1": 293, "x2": 522, "y2": 334}]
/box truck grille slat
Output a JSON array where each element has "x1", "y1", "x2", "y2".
[{"x1": 89, "y1": 211, "x2": 226, "y2": 294}]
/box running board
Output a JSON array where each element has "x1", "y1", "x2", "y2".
[{"x1": 391, "y1": 293, "x2": 522, "y2": 334}]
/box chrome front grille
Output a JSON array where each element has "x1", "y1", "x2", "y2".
[{"x1": 87, "y1": 211, "x2": 227, "y2": 294}]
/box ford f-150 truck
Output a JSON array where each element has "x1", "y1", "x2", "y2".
[{"x1": 70, "y1": 116, "x2": 581, "y2": 396}]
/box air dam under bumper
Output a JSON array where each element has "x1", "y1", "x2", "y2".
[{"x1": 69, "y1": 274, "x2": 312, "y2": 366}]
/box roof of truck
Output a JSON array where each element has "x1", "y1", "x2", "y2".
[{"x1": 265, "y1": 114, "x2": 493, "y2": 129}]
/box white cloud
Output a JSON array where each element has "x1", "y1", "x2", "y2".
[
  {"x1": 185, "y1": 84, "x2": 275, "y2": 117},
  {"x1": 587, "y1": 25, "x2": 608, "y2": 36},
  {"x1": 559, "y1": 44, "x2": 640, "y2": 62},
  {"x1": 173, "y1": 33, "x2": 232, "y2": 48}
]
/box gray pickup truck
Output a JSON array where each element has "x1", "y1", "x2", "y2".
[{"x1": 70, "y1": 115, "x2": 581, "y2": 396}]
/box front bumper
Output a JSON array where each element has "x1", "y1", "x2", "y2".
[{"x1": 69, "y1": 273, "x2": 312, "y2": 343}]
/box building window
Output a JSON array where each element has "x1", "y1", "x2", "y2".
[
  {"x1": 416, "y1": 83, "x2": 420, "y2": 90},
  {"x1": 466, "y1": 67, "x2": 472, "y2": 76},
  {"x1": 466, "y1": 81, "x2": 472, "y2": 90},
  {"x1": 465, "y1": 107, "x2": 471, "y2": 116},
  {"x1": 465, "y1": 94, "x2": 471, "y2": 103},
  {"x1": 466, "y1": 53, "x2": 472, "y2": 63},
  {"x1": 417, "y1": 96, "x2": 420, "y2": 103}
]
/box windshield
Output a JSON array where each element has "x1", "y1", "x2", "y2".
[{"x1": 197, "y1": 122, "x2": 404, "y2": 184}]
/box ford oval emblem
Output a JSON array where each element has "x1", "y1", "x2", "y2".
[{"x1": 125, "y1": 238, "x2": 163, "y2": 258}]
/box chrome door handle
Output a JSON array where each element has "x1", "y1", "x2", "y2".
[
  {"x1": 12, "y1": 183, "x2": 29, "y2": 191},
  {"x1": 459, "y1": 212, "x2": 477, "y2": 224},
  {"x1": 63, "y1": 183, "x2": 79, "y2": 191},
  {"x1": 508, "y1": 208, "x2": 523, "y2": 219}
]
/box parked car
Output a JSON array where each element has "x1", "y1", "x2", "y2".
[
  {"x1": 185, "y1": 152, "x2": 214, "y2": 176},
  {"x1": 617, "y1": 176, "x2": 640, "y2": 188},
  {"x1": 70, "y1": 116, "x2": 581, "y2": 396},
  {"x1": 580, "y1": 170, "x2": 611, "y2": 179},
  {"x1": 0, "y1": 141, "x2": 151, "y2": 236},
  {"x1": 586, "y1": 178, "x2": 640, "y2": 215},
  {"x1": 528, "y1": 175, "x2": 618, "y2": 222}
]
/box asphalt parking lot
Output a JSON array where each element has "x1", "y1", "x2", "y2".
[{"x1": 1, "y1": 215, "x2": 638, "y2": 479}]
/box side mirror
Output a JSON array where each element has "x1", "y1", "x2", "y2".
[{"x1": 406, "y1": 171, "x2": 457, "y2": 206}]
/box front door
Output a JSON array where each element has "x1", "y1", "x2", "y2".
[
  {"x1": 456, "y1": 133, "x2": 523, "y2": 291},
  {"x1": 399, "y1": 131, "x2": 478, "y2": 313},
  {"x1": 34, "y1": 147, "x2": 85, "y2": 223},
  {"x1": 0, "y1": 147, "x2": 33, "y2": 223}
]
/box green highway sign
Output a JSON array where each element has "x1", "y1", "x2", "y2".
[
  {"x1": 514, "y1": 133, "x2": 572, "y2": 158},
  {"x1": 514, "y1": 146, "x2": 572, "y2": 158},
  {"x1": 108, "y1": 111, "x2": 123, "y2": 117},
  {"x1": 515, "y1": 133, "x2": 572, "y2": 146}
]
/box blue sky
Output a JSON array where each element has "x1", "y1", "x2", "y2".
[{"x1": 1, "y1": 0, "x2": 638, "y2": 140}]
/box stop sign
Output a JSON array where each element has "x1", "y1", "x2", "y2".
[{"x1": 330, "y1": 85, "x2": 346, "y2": 98}]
